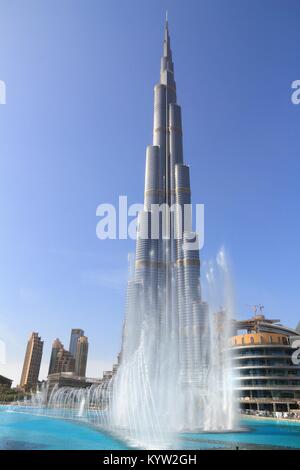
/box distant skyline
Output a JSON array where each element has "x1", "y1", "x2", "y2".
[{"x1": 0, "y1": 0, "x2": 300, "y2": 384}]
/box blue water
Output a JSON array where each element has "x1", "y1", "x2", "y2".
[
  {"x1": 0, "y1": 409, "x2": 127, "y2": 450},
  {"x1": 177, "y1": 419, "x2": 300, "y2": 449},
  {"x1": 0, "y1": 408, "x2": 299, "y2": 449}
]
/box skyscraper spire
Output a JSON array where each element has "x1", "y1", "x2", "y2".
[
  {"x1": 164, "y1": 11, "x2": 169, "y2": 41},
  {"x1": 161, "y1": 13, "x2": 174, "y2": 82}
]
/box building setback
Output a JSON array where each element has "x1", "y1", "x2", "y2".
[
  {"x1": 48, "y1": 338, "x2": 75, "y2": 375},
  {"x1": 19, "y1": 332, "x2": 43, "y2": 391}
]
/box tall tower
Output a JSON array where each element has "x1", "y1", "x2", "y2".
[
  {"x1": 48, "y1": 338, "x2": 75, "y2": 375},
  {"x1": 20, "y1": 332, "x2": 43, "y2": 391},
  {"x1": 48, "y1": 338, "x2": 63, "y2": 375},
  {"x1": 69, "y1": 328, "x2": 84, "y2": 357},
  {"x1": 75, "y1": 335, "x2": 89, "y2": 377},
  {"x1": 113, "y1": 19, "x2": 210, "y2": 438},
  {"x1": 121, "y1": 18, "x2": 208, "y2": 384}
]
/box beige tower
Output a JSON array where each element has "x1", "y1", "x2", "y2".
[
  {"x1": 20, "y1": 332, "x2": 44, "y2": 391},
  {"x1": 75, "y1": 335, "x2": 88, "y2": 377}
]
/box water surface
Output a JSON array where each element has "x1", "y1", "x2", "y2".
[{"x1": 0, "y1": 409, "x2": 299, "y2": 450}]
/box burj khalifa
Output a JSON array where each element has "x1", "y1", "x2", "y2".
[{"x1": 116, "y1": 18, "x2": 210, "y2": 435}]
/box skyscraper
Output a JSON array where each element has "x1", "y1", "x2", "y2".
[
  {"x1": 48, "y1": 338, "x2": 75, "y2": 375},
  {"x1": 112, "y1": 19, "x2": 214, "y2": 436},
  {"x1": 75, "y1": 335, "x2": 88, "y2": 377},
  {"x1": 69, "y1": 328, "x2": 84, "y2": 357},
  {"x1": 19, "y1": 332, "x2": 43, "y2": 391},
  {"x1": 121, "y1": 18, "x2": 208, "y2": 381},
  {"x1": 48, "y1": 338, "x2": 63, "y2": 375}
]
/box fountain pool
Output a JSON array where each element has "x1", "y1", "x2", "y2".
[{"x1": 1, "y1": 408, "x2": 299, "y2": 450}]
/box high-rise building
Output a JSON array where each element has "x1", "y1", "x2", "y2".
[
  {"x1": 121, "y1": 18, "x2": 208, "y2": 383},
  {"x1": 48, "y1": 338, "x2": 63, "y2": 375},
  {"x1": 19, "y1": 332, "x2": 43, "y2": 391},
  {"x1": 69, "y1": 328, "x2": 84, "y2": 357},
  {"x1": 48, "y1": 339, "x2": 75, "y2": 375},
  {"x1": 75, "y1": 335, "x2": 88, "y2": 377}
]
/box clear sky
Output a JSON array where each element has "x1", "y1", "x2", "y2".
[{"x1": 0, "y1": 0, "x2": 299, "y2": 384}]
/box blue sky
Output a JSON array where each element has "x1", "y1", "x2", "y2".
[{"x1": 0, "y1": 0, "x2": 299, "y2": 384}]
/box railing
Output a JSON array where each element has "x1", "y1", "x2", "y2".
[{"x1": 239, "y1": 397, "x2": 300, "y2": 403}]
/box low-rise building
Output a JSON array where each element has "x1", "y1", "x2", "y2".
[
  {"x1": 0, "y1": 375, "x2": 12, "y2": 389},
  {"x1": 230, "y1": 315, "x2": 300, "y2": 412},
  {"x1": 47, "y1": 372, "x2": 102, "y2": 396}
]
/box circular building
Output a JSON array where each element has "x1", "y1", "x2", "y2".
[{"x1": 230, "y1": 314, "x2": 300, "y2": 413}]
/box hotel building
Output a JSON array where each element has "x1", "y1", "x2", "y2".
[{"x1": 230, "y1": 314, "x2": 300, "y2": 412}]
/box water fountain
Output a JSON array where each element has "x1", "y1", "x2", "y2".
[{"x1": 13, "y1": 247, "x2": 236, "y2": 449}]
